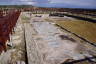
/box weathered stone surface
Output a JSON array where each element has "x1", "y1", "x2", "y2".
[{"x1": 24, "y1": 23, "x2": 44, "y2": 64}]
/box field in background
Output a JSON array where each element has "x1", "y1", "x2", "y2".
[
  {"x1": 54, "y1": 19, "x2": 96, "y2": 43},
  {"x1": 45, "y1": 17, "x2": 96, "y2": 43}
]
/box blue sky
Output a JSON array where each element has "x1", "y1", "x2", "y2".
[{"x1": 0, "y1": 0, "x2": 96, "y2": 9}]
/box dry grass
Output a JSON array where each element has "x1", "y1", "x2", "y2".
[
  {"x1": 55, "y1": 19, "x2": 96, "y2": 43},
  {"x1": 45, "y1": 17, "x2": 96, "y2": 43}
]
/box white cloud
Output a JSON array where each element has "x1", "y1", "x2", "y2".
[
  {"x1": 50, "y1": 0, "x2": 95, "y2": 7},
  {"x1": 26, "y1": 2, "x2": 35, "y2": 5},
  {"x1": 19, "y1": 0, "x2": 36, "y2": 5},
  {"x1": 50, "y1": 0, "x2": 64, "y2": 3}
]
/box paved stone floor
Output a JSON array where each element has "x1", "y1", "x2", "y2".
[{"x1": 0, "y1": 12, "x2": 96, "y2": 64}]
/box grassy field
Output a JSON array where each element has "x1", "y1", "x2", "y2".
[{"x1": 49, "y1": 18, "x2": 96, "y2": 43}]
